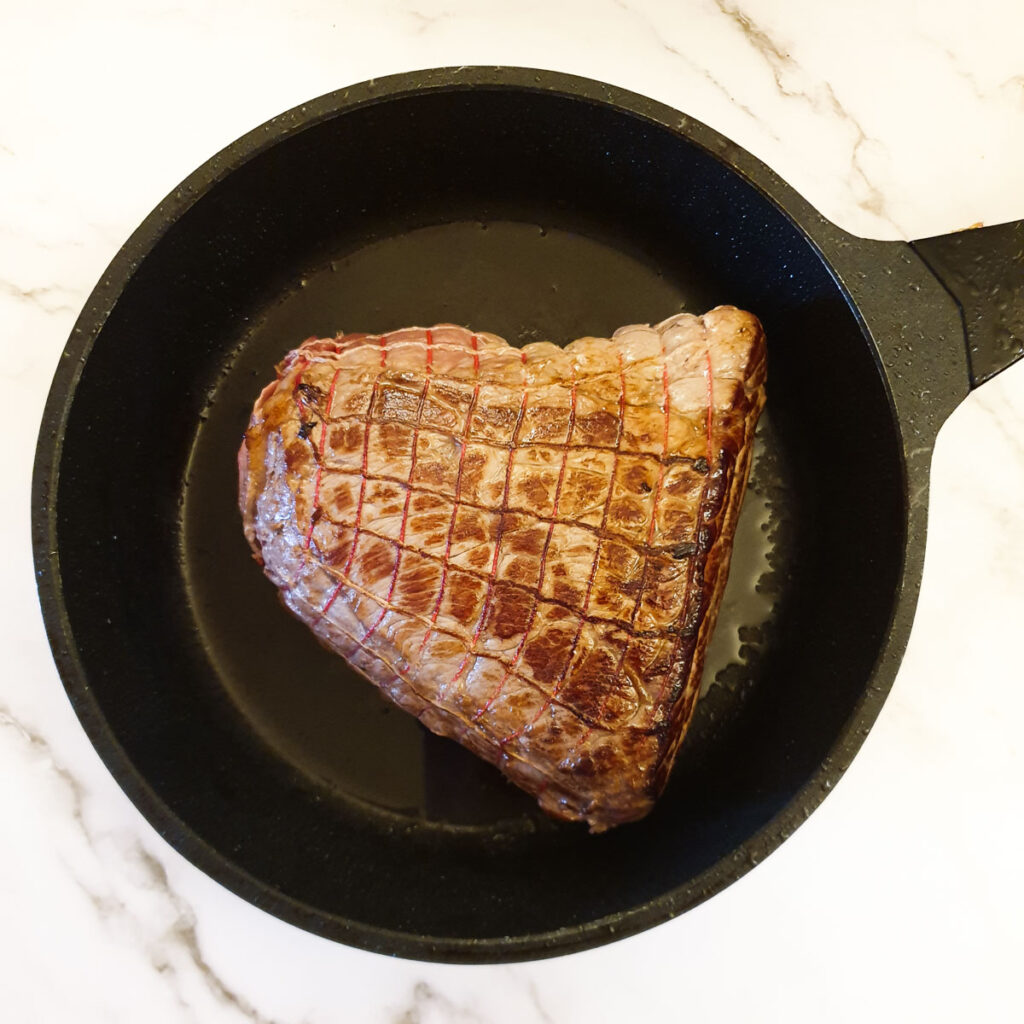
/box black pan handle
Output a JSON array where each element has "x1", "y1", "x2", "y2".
[{"x1": 911, "y1": 220, "x2": 1024, "y2": 388}]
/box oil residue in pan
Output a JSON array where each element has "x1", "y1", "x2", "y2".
[
  {"x1": 683, "y1": 411, "x2": 794, "y2": 763},
  {"x1": 700, "y1": 414, "x2": 789, "y2": 698}
]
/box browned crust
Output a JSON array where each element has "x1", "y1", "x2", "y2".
[{"x1": 239, "y1": 310, "x2": 766, "y2": 830}]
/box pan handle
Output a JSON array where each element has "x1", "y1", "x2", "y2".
[{"x1": 911, "y1": 220, "x2": 1024, "y2": 389}]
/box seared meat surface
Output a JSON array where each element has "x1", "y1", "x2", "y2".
[{"x1": 239, "y1": 309, "x2": 766, "y2": 830}]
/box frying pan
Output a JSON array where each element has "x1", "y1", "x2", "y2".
[{"x1": 32, "y1": 67, "x2": 1023, "y2": 963}]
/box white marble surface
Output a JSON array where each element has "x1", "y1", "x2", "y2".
[{"x1": 3, "y1": 1, "x2": 1023, "y2": 1020}]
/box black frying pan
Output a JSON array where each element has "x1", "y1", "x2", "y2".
[{"x1": 32, "y1": 68, "x2": 1023, "y2": 963}]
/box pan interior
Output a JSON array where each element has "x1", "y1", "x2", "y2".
[{"x1": 53, "y1": 86, "x2": 904, "y2": 950}]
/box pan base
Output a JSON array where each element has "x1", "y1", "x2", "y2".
[{"x1": 182, "y1": 219, "x2": 792, "y2": 829}]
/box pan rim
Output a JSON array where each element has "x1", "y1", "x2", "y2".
[{"x1": 31, "y1": 65, "x2": 922, "y2": 962}]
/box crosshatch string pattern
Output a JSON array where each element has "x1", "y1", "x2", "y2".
[
  {"x1": 240, "y1": 313, "x2": 766, "y2": 828},
  {"x1": 298, "y1": 328, "x2": 711, "y2": 726}
]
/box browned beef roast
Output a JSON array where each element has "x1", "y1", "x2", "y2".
[{"x1": 238, "y1": 308, "x2": 766, "y2": 830}]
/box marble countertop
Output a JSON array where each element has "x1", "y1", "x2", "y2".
[{"x1": 3, "y1": 1, "x2": 1023, "y2": 1020}]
